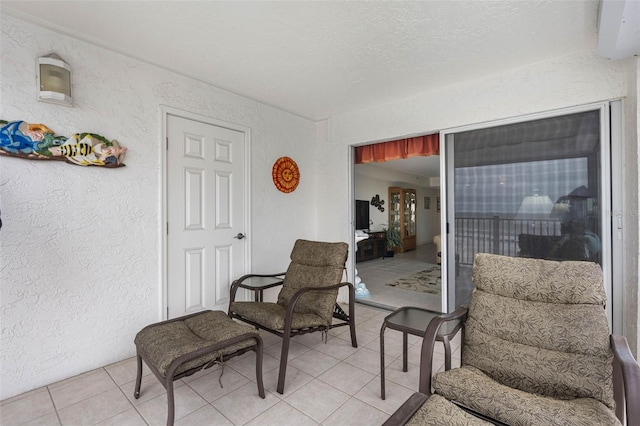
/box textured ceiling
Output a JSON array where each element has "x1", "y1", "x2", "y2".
[{"x1": 2, "y1": 0, "x2": 600, "y2": 121}]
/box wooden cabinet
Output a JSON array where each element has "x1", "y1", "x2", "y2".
[
  {"x1": 356, "y1": 231, "x2": 387, "y2": 262},
  {"x1": 389, "y1": 187, "x2": 417, "y2": 253}
]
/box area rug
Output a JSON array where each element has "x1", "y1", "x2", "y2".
[{"x1": 386, "y1": 265, "x2": 441, "y2": 295}]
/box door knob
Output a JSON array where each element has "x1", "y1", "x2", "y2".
[{"x1": 234, "y1": 233, "x2": 246, "y2": 240}]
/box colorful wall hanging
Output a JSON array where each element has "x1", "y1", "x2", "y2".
[
  {"x1": 272, "y1": 156, "x2": 300, "y2": 193},
  {"x1": 0, "y1": 120, "x2": 127, "y2": 167}
]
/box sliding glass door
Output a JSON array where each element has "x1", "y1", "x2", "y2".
[{"x1": 442, "y1": 103, "x2": 619, "y2": 328}]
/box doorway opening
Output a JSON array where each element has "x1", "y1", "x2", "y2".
[{"x1": 353, "y1": 152, "x2": 442, "y2": 312}]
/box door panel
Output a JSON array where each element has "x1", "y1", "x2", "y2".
[
  {"x1": 185, "y1": 167, "x2": 204, "y2": 229},
  {"x1": 167, "y1": 114, "x2": 246, "y2": 318},
  {"x1": 443, "y1": 105, "x2": 614, "y2": 327},
  {"x1": 215, "y1": 172, "x2": 231, "y2": 227},
  {"x1": 184, "y1": 247, "x2": 205, "y2": 312},
  {"x1": 215, "y1": 246, "x2": 232, "y2": 306}
]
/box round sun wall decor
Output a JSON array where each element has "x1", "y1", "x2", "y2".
[{"x1": 272, "y1": 156, "x2": 300, "y2": 193}]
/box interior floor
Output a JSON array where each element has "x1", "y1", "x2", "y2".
[
  {"x1": 1, "y1": 304, "x2": 462, "y2": 425},
  {"x1": 355, "y1": 243, "x2": 441, "y2": 312}
]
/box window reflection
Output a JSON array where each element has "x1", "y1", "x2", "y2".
[{"x1": 451, "y1": 110, "x2": 601, "y2": 308}]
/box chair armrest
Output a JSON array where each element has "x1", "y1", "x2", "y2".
[
  {"x1": 229, "y1": 272, "x2": 286, "y2": 303},
  {"x1": 418, "y1": 306, "x2": 468, "y2": 394},
  {"x1": 288, "y1": 282, "x2": 352, "y2": 308},
  {"x1": 382, "y1": 392, "x2": 431, "y2": 426},
  {"x1": 611, "y1": 334, "x2": 640, "y2": 425},
  {"x1": 283, "y1": 282, "x2": 353, "y2": 330}
]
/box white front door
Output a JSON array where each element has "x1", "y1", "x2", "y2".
[{"x1": 166, "y1": 114, "x2": 247, "y2": 318}]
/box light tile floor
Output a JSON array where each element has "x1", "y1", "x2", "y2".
[
  {"x1": 1, "y1": 304, "x2": 461, "y2": 426},
  {"x1": 356, "y1": 243, "x2": 441, "y2": 311}
]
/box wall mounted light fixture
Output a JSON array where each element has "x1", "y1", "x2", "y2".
[{"x1": 37, "y1": 53, "x2": 72, "y2": 106}]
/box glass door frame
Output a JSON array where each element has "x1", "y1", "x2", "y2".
[{"x1": 439, "y1": 101, "x2": 622, "y2": 331}]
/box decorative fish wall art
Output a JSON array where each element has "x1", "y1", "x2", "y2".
[{"x1": 0, "y1": 120, "x2": 127, "y2": 167}]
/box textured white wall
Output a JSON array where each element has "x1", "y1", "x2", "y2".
[
  {"x1": 325, "y1": 52, "x2": 640, "y2": 354},
  {"x1": 0, "y1": 16, "x2": 318, "y2": 400}
]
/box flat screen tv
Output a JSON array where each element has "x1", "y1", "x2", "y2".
[{"x1": 355, "y1": 200, "x2": 370, "y2": 230}]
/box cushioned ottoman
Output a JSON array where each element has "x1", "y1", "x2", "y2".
[
  {"x1": 407, "y1": 394, "x2": 493, "y2": 426},
  {"x1": 134, "y1": 310, "x2": 265, "y2": 426}
]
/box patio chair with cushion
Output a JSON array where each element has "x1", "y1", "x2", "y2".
[
  {"x1": 228, "y1": 239, "x2": 357, "y2": 394},
  {"x1": 385, "y1": 253, "x2": 640, "y2": 426}
]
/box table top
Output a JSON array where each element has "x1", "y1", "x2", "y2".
[
  {"x1": 383, "y1": 306, "x2": 461, "y2": 338},
  {"x1": 236, "y1": 275, "x2": 284, "y2": 290}
]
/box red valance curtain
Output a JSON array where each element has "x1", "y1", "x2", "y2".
[{"x1": 355, "y1": 134, "x2": 439, "y2": 164}]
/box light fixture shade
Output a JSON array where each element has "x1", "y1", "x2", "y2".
[
  {"x1": 516, "y1": 194, "x2": 554, "y2": 219},
  {"x1": 37, "y1": 53, "x2": 72, "y2": 106}
]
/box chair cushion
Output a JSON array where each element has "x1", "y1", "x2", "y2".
[
  {"x1": 134, "y1": 311, "x2": 256, "y2": 378},
  {"x1": 276, "y1": 240, "x2": 348, "y2": 325},
  {"x1": 472, "y1": 253, "x2": 606, "y2": 304},
  {"x1": 407, "y1": 394, "x2": 492, "y2": 426},
  {"x1": 465, "y1": 254, "x2": 614, "y2": 408},
  {"x1": 230, "y1": 301, "x2": 328, "y2": 331},
  {"x1": 433, "y1": 366, "x2": 621, "y2": 426}
]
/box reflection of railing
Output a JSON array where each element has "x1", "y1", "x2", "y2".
[{"x1": 455, "y1": 216, "x2": 562, "y2": 265}]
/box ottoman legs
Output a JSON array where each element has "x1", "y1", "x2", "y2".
[
  {"x1": 165, "y1": 377, "x2": 176, "y2": 426},
  {"x1": 255, "y1": 336, "x2": 266, "y2": 398},
  {"x1": 134, "y1": 353, "x2": 142, "y2": 399},
  {"x1": 134, "y1": 310, "x2": 267, "y2": 426}
]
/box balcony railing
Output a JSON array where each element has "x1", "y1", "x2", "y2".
[{"x1": 454, "y1": 216, "x2": 562, "y2": 265}]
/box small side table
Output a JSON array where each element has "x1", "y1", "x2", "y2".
[
  {"x1": 235, "y1": 275, "x2": 284, "y2": 302},
  {"x1": 380, "y1": 306, "x2": 462, "y2": 399}
]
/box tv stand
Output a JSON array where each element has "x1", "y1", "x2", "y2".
[{"x1": 356, "y1": 231, "x2": 387, "y2": 262}]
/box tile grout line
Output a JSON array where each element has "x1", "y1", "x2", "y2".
[
  {"x1": 6, "y1": 303, "x2": 430, "y2": 425},
  {"x1": 46, "y1": 386, "x2": 64, "y2": 426},
  {"x1": 51, "y1": 367, "x2": 135, "y2": 426},
  {"x1": 109, "y1": 365, "x2": 151, "y2": 426}
]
